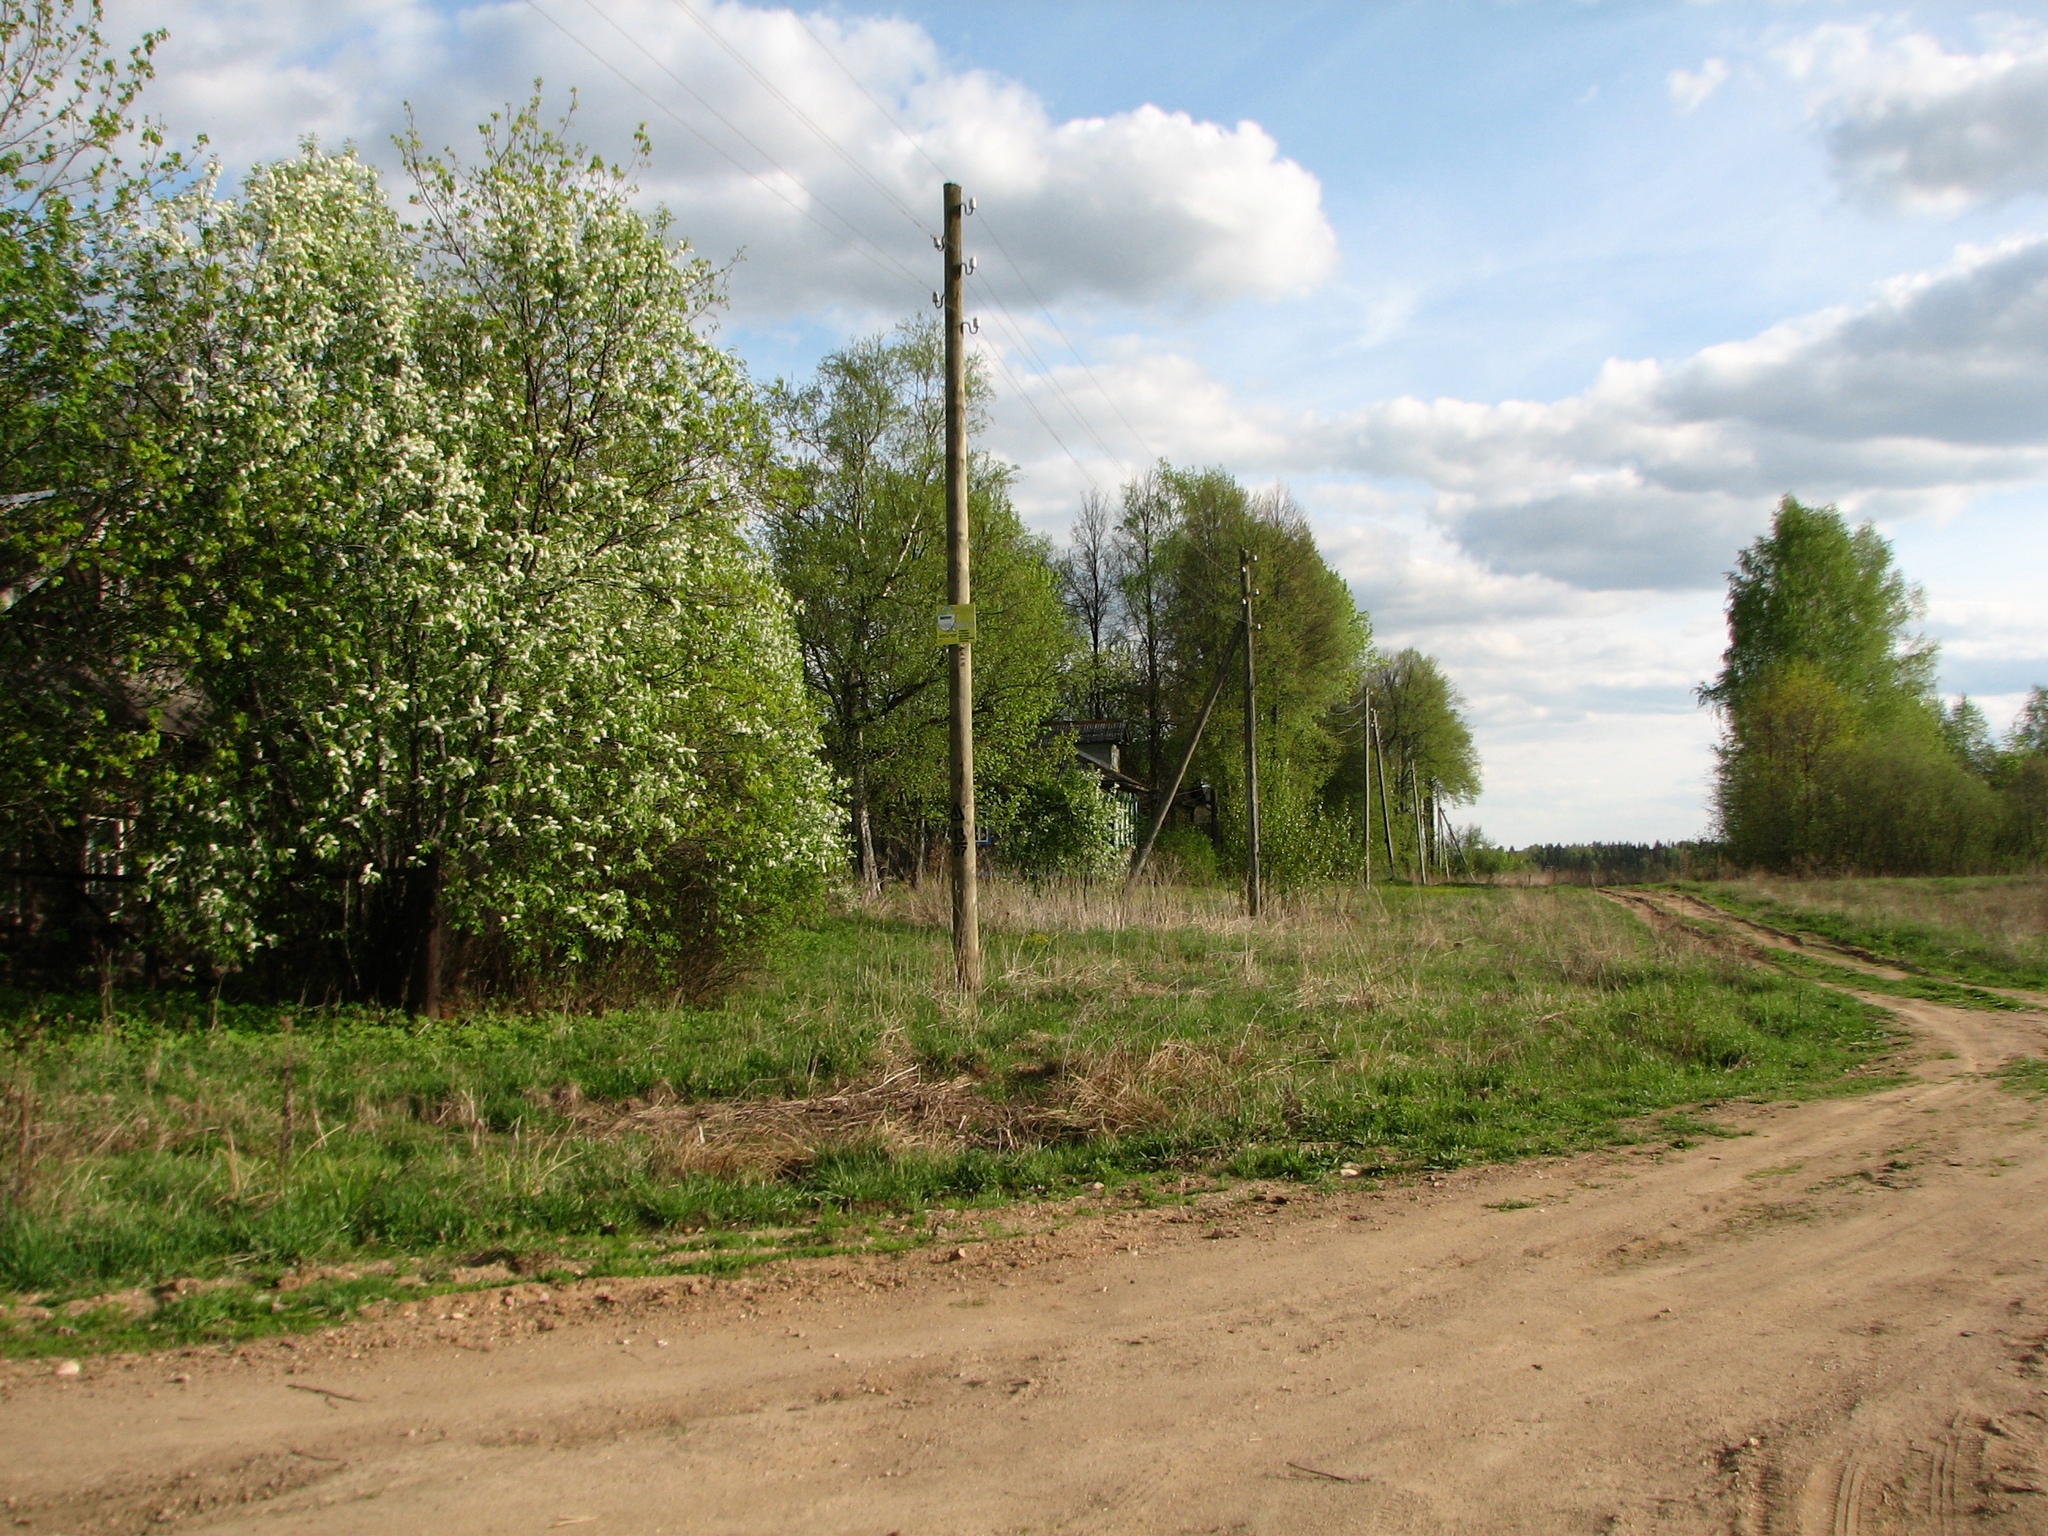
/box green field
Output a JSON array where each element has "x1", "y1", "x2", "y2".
[
  {"x1": 1684, "y1": 876, "x2": 2048, "y2": 991},
  {"x1": 1, "y1": 882, "x2": 1899, "y2": 1357}
]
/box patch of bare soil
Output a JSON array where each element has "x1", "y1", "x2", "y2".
[{"x1": 7, "y1": 926, "x2": 2048, "y2": 1533}]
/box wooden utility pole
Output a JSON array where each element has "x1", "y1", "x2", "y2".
[
  {"x1": 1240, "y1": 549, "x2": 1262, "y2": 917},
  {"x1": 942, "y1": 182, "x2": 980, "y2": 991},
  {"x1": 1411, "y1": 762, "x2": 1428, "y2": 885},
  {"x1": 1373, "y1": 715, "x2": 1398, "y2": 874},
  {"x1": 1361, "y1": 682, "x2": 1373, "y2": 889},
  {"x1": 1126, "y1": 623, "x2": 1245, "y2": 892}
]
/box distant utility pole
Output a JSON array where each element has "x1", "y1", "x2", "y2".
[
  {"x1": 1361, "y1": 681, "x2": 1373, "y2": 889},
  {"x1": 1240, "y1": 548, "x2": 1262, "y2": 918},
  {"x1": 942, "y1": 182, "x2": 980, "y2": 992},
  {"x1": 1374, "y1": 713, "x2": 1398, "y2": 876},
  {"x1": 1125, "y1": 622, "x2": 1244, "y2": 892},
  {"x1": 1411, "y1": 760, "x2": 1428, "y2": 885}
]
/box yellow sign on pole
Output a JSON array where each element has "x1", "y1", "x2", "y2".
[{"x1": 936, "y1": 603, "x2": 976, "y2": 644}]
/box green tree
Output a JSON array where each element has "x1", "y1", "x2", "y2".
[
  {"x1": 6, "y1": 96, "x2": 838, "y2": 1005},
  {"x1": 1112, "y1": 466, "x2": 1178, "y2": 789},
  {"x1": 1940, "y1": 696, "x2": 1997, "y2": 778},
  {"x1": 1701, "y1": 495, "x2": 1935, "y2": 721},
  {"x1": 1153, "y1": 470, "x2": 1368, "y2": 886},
  {"x1": 2005, "y1": 686, "x2": 2048, "y2": 758},
  {"x1": 0, "y1": 0, "x2": 190, "y2": 983},
  {"x1": 1702, "y1": 496, "x2": 2000, "y2": 872},
  {"x1": 1997, "y1": 686, "x2": 2048, "y2": 863},
  {"x1": 1356, "y1": 648, "x2": 1480, "y2": 875},
  {"x1": 767, "y1": 321, "x2": 1073, "y2": 887},
  {"x1": 1056, "y1": 487, "x2": 1128, "y2": 723}
]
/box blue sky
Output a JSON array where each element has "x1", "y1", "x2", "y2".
[{"x1": 114, "y1": 0, "x2": 2048, "y2": 843}]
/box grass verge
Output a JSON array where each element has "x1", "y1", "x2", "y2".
[{"x1": 2, "y1": 882, "x2": 1901, "y2": 1357}]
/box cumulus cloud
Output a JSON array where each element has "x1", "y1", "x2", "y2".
[
  {"x1": 1667, "y1": 57, "x2": 1729, "y2": 112},
  {"x1": 1777, "y1": 21, "x2": 2048, "y2": 208},
  {"x1": 1304, "y1": 235, "x2": 2048, "y2": 589},
  {"x1": 109, "y1": 0, "x2": 1336, "y2": 315},
  {"x1": 994, "y1": 235, "x2": 2048, "y2": 593}
]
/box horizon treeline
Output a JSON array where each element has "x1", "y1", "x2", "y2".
[
  {"x1": 1703, "y1": 496, "x2": 2048, "y2": 874},
  {"x1": 0, "y1": 4, "x2": 1481, "y2": 1010}
]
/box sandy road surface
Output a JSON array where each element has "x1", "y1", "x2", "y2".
[{"x1": 10, "y1": 921, "x2": 2048, "y2": 1534}]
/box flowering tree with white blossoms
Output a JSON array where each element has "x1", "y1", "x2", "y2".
[{"x1": 8, "y1": 93, "x2": 838, "y2": 1007}]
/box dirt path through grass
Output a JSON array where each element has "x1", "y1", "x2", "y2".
[
  {"x1": 8, "y1": 930, "x2": 2048, "y2": 1533},
  {"x1": 1632, "y1": 886, "x2": 2048, "y2": 1011}
]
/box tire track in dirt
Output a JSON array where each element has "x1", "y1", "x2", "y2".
[{"x1": 8, "y1": 906, "x2": 2048, "y2": 1535}]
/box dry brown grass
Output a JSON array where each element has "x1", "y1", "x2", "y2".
[{"x1": 558, "y1": 1035, "x2": 1255, "y2": 1181}]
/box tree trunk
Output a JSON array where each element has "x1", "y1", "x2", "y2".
[
  {"x1": 407, "y1": 853, "x2": 446, "y2": 1018},
  {"x1": 852, "y1": 736, "x2": 880, "y2": 899},
  {"x1": 95, "y1": 937, "x2": 114, "y2": 1031}
]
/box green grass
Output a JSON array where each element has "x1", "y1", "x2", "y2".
[
  {"x1": 1, "y1": 882, "x2": 1902, "y2": 1356},
  {"x1": 1758, "y1": 946, "x2": 2030, "y2": 1012},
  {"x1": 1682, "y1": 877, "x2": 2048, "y2": 992},
  {"x1": 1995, "y1": 1057, "x2": 2048, "y2": 1100}
]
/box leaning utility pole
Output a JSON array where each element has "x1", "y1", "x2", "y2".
[
  {"x1": 1125, "y1": 622, "x2": 1244, "y2": 893},
  {"x1": 1411, "y1": 762, "x2": 1428, "y2": 885},
  {"x1": 1374, "y1": 713, "x2": 1398, "y2": 875},
  {"x1": 1361, "y1": 681, "x2": 1373, "y2": 889},
  {"x1": 941, "y1": 182, "x2": 980, "y2": 991},
  {"x1": 1240, "y1": 549, "x2": 1262, "y2": 917}
]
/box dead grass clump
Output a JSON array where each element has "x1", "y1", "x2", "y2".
[
  {"x1": 1053, "y1": 1039, "x2": 1240, "y2": 1136},
  {"x1": 563, "y1": 1037, "x2": 1252, "y2": 1177}
]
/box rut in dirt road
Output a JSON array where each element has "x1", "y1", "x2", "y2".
[{"x1": 7, "y1": 915, "x2": 2048, "y2": 1535}]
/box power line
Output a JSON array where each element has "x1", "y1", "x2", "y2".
[
  {"x1": 662, "y1": 0, "x2": 935, "y2": 237},
  {"x1": 968, "y1": 329, "x2": 1110, "y2": 496},
  {"x1": 574, "y1": 0, "x2": 927, "y2": 287},
  {"x1": 532, "y1": 0, "x2": 1146, "y2": 515},
  {"x1": 969, "y1": 272, "x2": 1131, "y2": 478},
  {"x1": 780, "y1": 10, "x2": 1159, "y2": 480},
  {"x1": 975, "y1": 212, "x2": 1159, "y2": 466},
  {"x1": 788, "y1": 9, "x2": 949, "y2": 182},
  {"x1": 521, "y1": 0, "x2": 925, "y2": 295}
]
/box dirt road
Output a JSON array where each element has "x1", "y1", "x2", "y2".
[{"x1": 9, "y1": 920, "x2": 2048, "y2": 1534}]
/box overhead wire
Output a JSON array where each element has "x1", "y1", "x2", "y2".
[
  {"x1": 968, "y1": 332, "x2": 1109, "y2": 495},
  {"x1": 661, "y1": 0, "x2": 935, "y2": 237},
  {"x1": 572, "y1": 0, "x2": 928, "y2": 287},
  {"x1": 532, "y1": 0, "x2": 1145, "y2": 513},
  {"x1": 779, "y1": 8, "x2": 1160, "y2": 475},
  {"x1": 974, "y1": 212, "x2": 1159, "y2": 466},
  {"x1": 968, "y1": 272, "x2": 1131, "y2": 478},
  {"x1": 522, "y1": 0, "x2": 927, "y2": 295}
]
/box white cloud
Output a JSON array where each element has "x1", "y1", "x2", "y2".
[
  {"x1": 111, "y1": 0, "x2": 1337, "y2": 315},
  {"x1": 1310, "y1": 234, "x2": 2048, "y2": 589},
  {"x1": 1667, "y1": 57, "x2": 1729, "y2": 113},
  {"x1": 1776, "y1": 21, "x2": 2048, "y2": 209},
  {"x1": 994, "y1": 234, "x2": 2048, "y2": 594}
]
